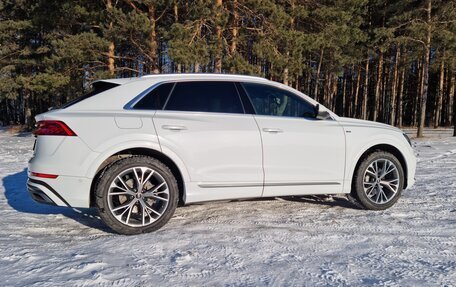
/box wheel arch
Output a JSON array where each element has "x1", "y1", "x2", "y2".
[
  {"x1": 89, "y1": 147, "x2": 187, "y2": 207},
  {"x1": 351, "y1": 144, "x2": 408, "y2": 192}
]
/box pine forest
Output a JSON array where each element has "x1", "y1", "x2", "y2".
[{"x1": 1, "y1": 0, "x2": 455, "y2": 137}]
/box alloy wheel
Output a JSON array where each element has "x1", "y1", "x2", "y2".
[
  {"x1": 107, "y1": 166, "x2": 170, "y2": 227},
  {"x1": 363, "y1": 159, "x2": 400, "y2": 204}
]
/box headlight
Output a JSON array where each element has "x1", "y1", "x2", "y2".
[{"x1": 403, "y1": 133, "x2": 412, "y2": 147}]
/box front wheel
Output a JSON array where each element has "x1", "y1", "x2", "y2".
[
  {"x1": 95, "y1": 156, "x2": 178, "y2": 235},
  {"x1": 353, "y1": 151, "x2": 404, "y2": 210}
]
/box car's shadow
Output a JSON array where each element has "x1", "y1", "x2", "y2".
[
  {"x1": 3, "y1": 168, "x2": 113, "y2": 233},
  {"x1": 3, "y1": 169, "x2": 361, "y2": 233},
  {"x1": 279, "y1": 195, "x2": 362, "y2": 209}
]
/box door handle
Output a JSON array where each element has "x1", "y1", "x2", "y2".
[
  {"x1": 162, "y1": 125, "x2": 187, "y2": 131},
  {"x1": 262, "y1": 128, "x2": 283, "y2": 133}
]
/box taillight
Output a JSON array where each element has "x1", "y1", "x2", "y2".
[
  {"x1": 30, "y1": 172, "x2": 59, "y2": 179},
  {"x1": 33, "y1": 120, "x2": 77, "y2": 136}
]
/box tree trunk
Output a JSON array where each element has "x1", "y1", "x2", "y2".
[
  {"x1": 373, "y1": 51, "x2": 383, "y2": 121},
  {"x1": 351, "y1": 68, "x2": 356, "y2": 116},
  {"x1": 173, "y1": 1, "x2": 178, "y2": 22},
  {"x1": 283, "y1": 67, "x2": 289, "y2": 86},
  {"x1": 230, "y1": 0, "x2": 238, "y2": 62},
  {"x1": 283, "y1": 2, "x2": 294, "y2": 87},
  {"x1": 381, "y1": 59, "x2": 389, "y2": 122},
  {"x1": 324, "y1": 71, "x2": 330, "y2": 106},
  {"x1": 148, "y1": 4, "x2": 159, "y2": 74},
  {"x1": 434, "y1": 54, "x2": 445, "y2": 128},
  {"x1": 414, "y1": 58, "x2": 423, "y2": 127},
  {"x1": 330, "y1": 73, "x2": 338, "y2": 111},
  {"x1": 417, "y1": 0, "x2": 431, "y2": 138},
  {"x1": 342, "y1": 70, "x2": 347, "y2": 116},
  {"x1": 107, "y1": 0, "x2": 115, "y2": 75},
  {"x1": 390, "y1": 46, "x2": 400, "y2": 125},
  {"x1": 214, "y1": 0, "x2": 223, "y2": 73},
  {"x1": 442, "y1": 67, "x2": 449, "y2": 125},
  {"x1": 362, "y1": 54, "x2": 370, "y2": 120},
  {"x1": 353, "y1": 65, "x2": 361, "y2": 118},
  {"x1": 449, "y1": 72, "x2": 455, "y2": 126},
  {"x1": 174, "y1": 1, "x2": 181, "y2": 73},
  {"x1": 23, "y1": 90, "x2": 32, "y2": 128},
  {"x1": 397, "y1": 62, "x2": 406, "y2": 127},
  {"x1": 314, "y1": 47, "x2": 324, "y2": 101}
]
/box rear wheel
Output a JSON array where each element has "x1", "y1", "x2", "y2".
[
  {"x1": 353, "y1": 151, "x2": 404, "y2": 210},
  {"x1": 95, "y1": 156, "x2": 178, "y2": 235}
]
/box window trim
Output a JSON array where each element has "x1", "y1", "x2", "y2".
[
  {"x1": 240, "y1": 82, "x2": 318, "y2": 119},
  {"x1": 126, "y1": 79, "x2": 323, "y2": 118},
  {"x1": 125, "y1": 79, "x2": 248, "y2": 115}
]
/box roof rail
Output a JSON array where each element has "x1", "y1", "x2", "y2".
[{"x1": 140, "y1": 73, "x2": 269, "y2": 81}]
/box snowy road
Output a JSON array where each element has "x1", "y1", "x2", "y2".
[{"x1": 1, "y1": 129, "x2": 455, "y2": 286}]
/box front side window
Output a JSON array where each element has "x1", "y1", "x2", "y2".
[
  {"x1": 242, "y1": 83, "x2": 316, "y2": 118},
  {"x1": 165, "y1": 81, "x2": 244, "y2": 114}
]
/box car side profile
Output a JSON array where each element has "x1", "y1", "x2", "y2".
[{"x1": 28, "y1": 74, "x2": 416, "y2": 234}]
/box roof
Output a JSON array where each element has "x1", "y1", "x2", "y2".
[
  {"x1": 92, "y1": 74, "x2": 270, "y2": 87},
  {"x1": 140, "y1": 73, "x2": 270, "y2": 82}
]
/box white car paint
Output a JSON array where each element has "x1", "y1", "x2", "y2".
[
  {"x1": 28, "y1": 73, "x2": 416, "y2": 208},
  {"x1": 254, "y1": 115, "x2": 346, "y2": 197}
]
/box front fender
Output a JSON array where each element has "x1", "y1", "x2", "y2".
[{"x1": 343, "y1": 130, "x2": 414, "y2": 193}]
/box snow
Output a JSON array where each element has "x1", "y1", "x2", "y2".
[{"x1": 1, "y1": 129, "x2": 455, "y2": 286}]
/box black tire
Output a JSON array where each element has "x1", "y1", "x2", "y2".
[
  {"x1": 352, "y1": 151, "x2": 404, "y2": 210},
  {"x1": 95, "y1": 156, "x2": 178, "y2": 235}
]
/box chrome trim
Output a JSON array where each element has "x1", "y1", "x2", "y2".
[
  {"x1": 198, "y1": 183, "x2": 263, "y2": 188},
  {"x1": 265, "y1": 182, "x2": 340, "y2": 187},
  {"x1": 198, "y1": 182, "x2": 340, "y2": 188}
]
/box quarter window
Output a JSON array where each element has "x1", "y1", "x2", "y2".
[
  {"x1": 165, "y1": 81, "x2": 244, "y2": 114},
  {"x1": 134, "y1": 83, "x2": 174, "y2": 110},
  {"x1": 242, "y1": 83, "x2": 316, "y2": 118}
]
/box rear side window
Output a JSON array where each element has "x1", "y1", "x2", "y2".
[
  {"x1": 164, "y1": 81, "x2": 244, "y2": 114},
  {"x1": 134, "y1": 83, "x2": 174, "y2": 110}
]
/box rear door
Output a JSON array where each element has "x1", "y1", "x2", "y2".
[
  {"x1": 240, "y1": 82, "x2": 346, "y2": 197},
  {"x1": 153, "y1": 81, "x2": 264, "y2": 200}
]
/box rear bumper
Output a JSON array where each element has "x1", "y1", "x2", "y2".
[
  {"x1": 27, "y1": 180, "x2": 57, "y2": 205},
  {"x1": 26, "y1": 174, "x2": 92, "y2": 208}
]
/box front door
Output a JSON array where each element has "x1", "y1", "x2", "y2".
[{"x1": 241, "y1": 82, "x2": 346, "y2": 197}]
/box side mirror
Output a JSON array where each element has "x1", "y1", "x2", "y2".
[
  {"x1": 314, "y1": 104, "x2": 332, "y2": 120},
  {"x1": 313, "y1": 104, "x2": 320, "y2": 118}
]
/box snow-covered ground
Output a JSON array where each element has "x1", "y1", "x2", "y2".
[{"x1": 1, "y1": 129, "x2": 455, "y2": 287}]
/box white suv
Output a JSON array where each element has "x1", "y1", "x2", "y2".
[{"x1": 28, "y1": 74, "x2": 416, "y2": 234}]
